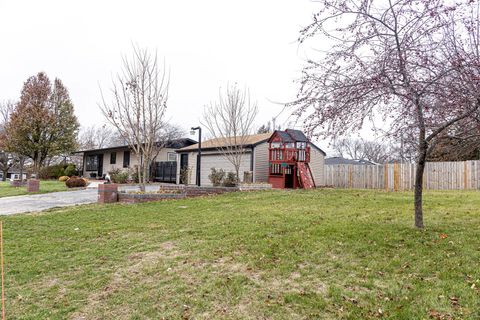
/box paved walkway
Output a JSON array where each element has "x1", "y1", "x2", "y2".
[
  {"x1": 0, "y1": 189, "x2": 98, "y2": 215},
  {"x1": 0, "y1": 183, "x2": 168, "y2": 216}
]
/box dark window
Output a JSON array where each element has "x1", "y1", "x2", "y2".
[
  {"x1": 123, "y1": 151, "x2": 130, "y2": 168},
  {"x1": 110, "y1": 152, "x2": 116, "y2": 164},
  {"x1": 86, "y1": 155, "x2": 99, "y2": 171}
]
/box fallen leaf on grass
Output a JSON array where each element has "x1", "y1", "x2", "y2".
[
  {"x1": 428, "y1": 309, "x2": 453, "y2": 320},
  {"x1": 449, "y1": 296, "x2": 459, "y2": 307},
  {"x1": 439, "y1": 233, "x2": 448, "y2": 239}
]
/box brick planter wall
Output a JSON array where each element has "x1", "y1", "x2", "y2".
[
  {"x1": 27, "y1": 179, "x2": 40, "y2": 192},
  {"x1": 103, "y1": 183, "x2": 274, "y2": 205},
  {"x1": 238, "y1": 184, "x2": 272, "y2": 191},
  {"x1": 98, "y1": 184, "x2": 119, "y2": 204},
  {"x1": 10, "y1": 180, "x2": 25, "y2": 188},
  {"x1": 118, "y1": 193, "x2": 185, "y2": 203},
  {"x1": 184, "y1": 186, "x2": 238, "y2": 197}
]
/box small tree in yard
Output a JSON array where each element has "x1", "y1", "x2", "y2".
[
  {"x1": 202, "y1": 84, "x2": 258, "y2": 185},
  {"x1": 292, "y1": 0, "x2": 480, "y2": 228},
  {"x1": 100, "y1": 46, "x2": 169, "y2": 192},
  {"x1": 3, "y1": 74, "x2": 79, "y2": 175}
]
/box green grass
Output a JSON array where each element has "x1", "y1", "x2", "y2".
[
  {"x1": 2, "y1": 189, "x2": 480, "y2": 319},
  {"x1": 0, "y1": 180, "x2": 67, "y2": 198}
]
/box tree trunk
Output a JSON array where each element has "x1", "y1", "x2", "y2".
[
  {"x1": 138, "y1": 165, "x2": 145, "y2": 192},
  {"x1": 1, "y1": 170, "x2": 6, "y2": 181},
  {"x1": 235, "y1": 166, "x2": 240, "y2": 186},
  {"x1": 414, "y1": 141, "x2": 428, "y2": 229}
]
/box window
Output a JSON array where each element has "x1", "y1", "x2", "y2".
[
  {"x1": 110, "y1": 152, "x2": 116, "y2": 164},
  {"x1": 167, "y1": 152, "x2": 176, "y2": 162},
  {"x1": 86, "y1": 155, "x2": 98, "y2": 171},
  {"x1": 123, "y1": 151, "x2": 130, "y2": 168},
  {"x1": 296, "y1": 142, "x2": 307, "y2": 149}
]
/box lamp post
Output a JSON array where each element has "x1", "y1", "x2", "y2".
[{"x1": 190, "y1": 126, "x2": 202, "y2": 186}]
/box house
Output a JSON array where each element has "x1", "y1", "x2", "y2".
[
  {"x1": 0, "y1": 167, "x2": 28, "y2": 181},
  {"x1": 176, "y1": 130, "x2": 326, "y2": 187},
  {"x1": 80, "y1": 139, "x2": 196, "y2": 181},
  {"x1": 325, "y1": 157, "x2": 377, "y2": 165}
]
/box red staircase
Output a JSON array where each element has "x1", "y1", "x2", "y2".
[{"x1": 297, "y1": 162, "x2": 316, "y2": 189}]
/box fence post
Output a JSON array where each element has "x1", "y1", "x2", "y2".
[
  {"x1": 349, "y1": 165, "x2": 353, "y2": 188},
  {"x1": 394, "y1": 162, "x2": 399, "y2": 192},
  {"x1": 384, "y1": 163, "x2": 389, "y2": 191}
]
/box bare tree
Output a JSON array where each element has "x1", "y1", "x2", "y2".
[
  {"x1": 0, "y1": 101, "x2": 15, "y2": 132},
  {"x1": 0, "y1": 101, "x2": 24, "y2": 180},
  {"x1": 332, "y1": 138, "x2": 367, "y2": 160},
  {"x1": 292, "y1": 0, "x2": 480, "y2": 228},
  {"x1": 202, "y1": 84, "x2": 258, "y2": 184},
  {"x1": 100, "y1": 45, "x2": 169, "y2": 191},
  {"x1": 152, "y1": 123, "x2": 184, "y2": 155},
  {"x1": 78, "y1": 125, "x2": 115, "y2": 150}
]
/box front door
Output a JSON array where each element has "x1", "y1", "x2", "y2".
[
  {"x1": 180, "y1": 154, "x2": 188, "y2": 184},
  {"x1": 97, "y1": 154, "x2": 103, "y2": 178}
]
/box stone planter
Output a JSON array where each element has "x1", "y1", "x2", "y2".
[
  {"x1": 238, "y1": 183, "x2": 273, "y2": 191},
  {"x1": 10, "y1": 180, "x2": 25, "y2": 188},
  {"x1": 98, "y1": 183, "x2": 118, "y2": 203},
  {"x1": 27, "y1": 179, "x2": 40, "y2": 192},
  {"x1": 118, "y1": 192, "x2": 185, "y2": 203}
]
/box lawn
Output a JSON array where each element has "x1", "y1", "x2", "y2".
[
  {"x1": 0, "y1": 180, "x2": 67, "y2": 198},
  {"x1": 2, "y1": 189, "x2": 480, "y2": 319}
]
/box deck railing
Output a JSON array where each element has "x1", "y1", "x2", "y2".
[{"x1": 269, "y1": 147, "x2": 310, "y2": 163}]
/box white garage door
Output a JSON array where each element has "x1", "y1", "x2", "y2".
[{"x1": 201, "y1": 153, "x2": 252, "y2": 186}]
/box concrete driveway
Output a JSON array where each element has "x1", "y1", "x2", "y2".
[{"x1": 0, "y1": 189, "x2": 98, "y2": 215}]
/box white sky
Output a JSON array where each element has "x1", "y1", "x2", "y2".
[{"x1": 0, "y1": 0, "x2": 324, "y2": 134}]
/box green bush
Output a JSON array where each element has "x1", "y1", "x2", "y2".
[
  {"x1": 38, "y1": 163, "x2": 77, "y2": 179},
  {"x1": 208, "y1": 168, "x2": 225, "y2": 186},
  {"x1": 223, "y1": 172, "x2": 238, "y2": 187},
  {"x1": 109, "y1": 168, "x2": 129, "y2": 184},
  {"x1": 38, "y1": 164, "x2": 65, "y2": 179},
  {"x1": 64, "y1": 164, "x2": 76, "y2": 177},
  {"x1": 65, "y1": 176, "x2": 87, "y2": 188}
]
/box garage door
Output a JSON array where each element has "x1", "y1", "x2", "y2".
[{"x1": 200, "y1": 153, "x2": 251, "y2": 186}]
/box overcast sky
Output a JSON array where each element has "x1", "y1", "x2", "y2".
[{"x1": 0, "y1": 0, "x2": 336, "y2": 146}]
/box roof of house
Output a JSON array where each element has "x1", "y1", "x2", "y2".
[
  {"x1": 285, "y1": 129, "x2": 309, "y2": 142},
  {"x1": 78, "y1": 138, "x2": 197, "y2": 154},
  {"x1": 178, "y1": 130, "x2": 327, "y2": 156},
  {"x1": 177, "y1": 133, "x2": 272, "y2": 152},
  {"x1": 325, "y1": 157, "x2": 377, "y2": 165}
]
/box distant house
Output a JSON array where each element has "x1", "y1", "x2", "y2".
[
  {"x1": 79, "y1": 139, "x2": 196, "y2": 182},
  {"x1": 176, "y1": 129, "x2": 326, "y2": 187},
  {"x1": 0, "y1": 167, "x2": 27, "y2": 181},
  {"x1": 325, "y1": 157, "x2": 377, "y2": 166}
]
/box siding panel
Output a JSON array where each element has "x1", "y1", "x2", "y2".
[{"x1": 254, "y1": 142, "x2": 269, "y2": 183}]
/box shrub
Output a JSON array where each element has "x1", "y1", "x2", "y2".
[
  {"x1": 65, "y1": 176, "x2": 87, "y2": 188},
  {"x1": 130, "y1": 167, "x2": 141, "y2": 183},
  {"x1": 58, "y1": 176, "x2": 69, "y2": 182},
  {"x1": 109, "y1": 168, "x2": 129, "y2": 184},
  {"x1": 180, "y1": 167, "x2": 190, "y2": 184},
  {"x1": 39, "y1": 163, "x2": 77, "y2": 179},
  {"x1": 223, "y1": 172, "x2": 238, "y2": 187},
  {"x1": 64, "y1": 164, "x2": 76, "y2": 177},
  {"x1": 208, "y1": 168, "x2": 225, "y2": 186}
]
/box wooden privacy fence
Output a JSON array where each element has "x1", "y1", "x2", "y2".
[{"x1": 324, "y1": 160, "x2": 480, "y2": 191}]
